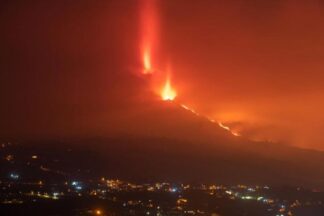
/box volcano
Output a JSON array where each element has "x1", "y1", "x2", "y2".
[
  {"x1": 97, "y1": 97, "x2": 324, "y2": 188},
  {"x1": 9, "y1": 90, "x2": 324, "y2": 189}
]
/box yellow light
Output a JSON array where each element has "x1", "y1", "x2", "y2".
[
  {"x1": 176, "y1": 198, "x2": 188, "y2": 204},
  {"x1": 218, "y1": 122, "x2": 231, "y2": 131},
  {"x1": 231, "y1": 131, "x2": 240, "y2": 137},
  {"x1": 95, "y1": 210, "x2": 102, "y2": 215},
  {"x1": 5, "y1": 155, "x2": 13, "y2": 161},
  {"x1": 161, "y1": 79, "x2": 176, "y2": 101}
]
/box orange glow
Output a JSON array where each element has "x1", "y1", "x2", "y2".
[
  {"x1": 218, "y1": 122, "x2": 231, "y2": 131},
  {"x1": 231, "y1": 131, "x2": 240, "y2": 137},
  {"x1": 218, "y1": 122, "x2": 240, "y2": 137},
  {"x1": 181, "y1": 104, "x2": 190, "y2": 110},
  {"x1": 140, "y1": 0, "x2": 158, "y2": 75},
  {"x1": 180, "y1": 104, "x2": 241, "y2": 137},
  {"x1": 181, "y1": 104, "x2": 200, "y2": 116},
  {"x1": 143, "y1": 49, "x2": 152, "y2": 74},
  {"x1": 161, "y1": 79, "x2": 177, "y2": 101}
]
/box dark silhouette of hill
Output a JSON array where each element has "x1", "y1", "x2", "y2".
[{"x1": 4, "y1": 99, "x2": 324, "y2": 189}]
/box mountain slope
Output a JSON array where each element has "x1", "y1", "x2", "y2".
[{"x1": 4, "y1": 99, "x2": 324, "y2": 188}]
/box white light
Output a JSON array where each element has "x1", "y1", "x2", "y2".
[{"x1": 10, "y1": 173, "x2": 19, "y2": 180}]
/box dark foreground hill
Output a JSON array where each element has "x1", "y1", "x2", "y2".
[{"x1": 2, "y1": 135, "x2": 324, "y2": 189}]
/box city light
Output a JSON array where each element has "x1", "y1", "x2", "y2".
[{"x1": 9, "y1": 173, "x2": 19, "y2": 180}]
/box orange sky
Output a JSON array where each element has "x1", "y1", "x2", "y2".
[
  {"x1": 155, "y1": 0, "x2": 324, "y2": 150},
  {"x1": 1, "y1": 0, "x2": 324, "y2": 150}
]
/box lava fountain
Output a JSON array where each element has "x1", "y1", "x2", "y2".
[
  {"x1": 140, "y1": 0, "x2": 159, "y2": 74},
  {"x1": 161, "y1": 78, "x2": 177, "y2": 101},
  {"x1": 143, "y1": 49, "x2": 152, "y2": 73}
]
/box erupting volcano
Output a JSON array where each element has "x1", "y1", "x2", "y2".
[
  {"x1": 161, "y1": 78, "x2": 177, "y2": 101},
  {"x1": 3, "y1": 0, "x2": 324, "y2": 196},
  {"x1": 138, "y1": 0, "x2": 243, "y2": 138}
]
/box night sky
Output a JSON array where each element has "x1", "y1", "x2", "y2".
[{"x1": 1, "y1": 0, "x2": 324, "y2": 150}]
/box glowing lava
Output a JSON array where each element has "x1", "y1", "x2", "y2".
[
  {"x1": 140, "y1": 0, "x2": 158, "y2": 74},
  {"x1": 138, "y1": 0, "x2": 241, "y2": 138},
  {"x1": 180, "y1": 103, "x2": 241, "y2": 137},
  {"x1": 181, "y1": 104, "x2": 200, "y2": 116},
  {"x1": 218, "y1": 122, "x2": 231, "y2": 131},
  {"x1": 143, "y1": 49, "x2": 152, "y2": 74},
  {"x1": 161, "y1": 79, "x2": 177, "y2": 101},
  {"x1": 218, "y1": 122, "x2": 240, "y2": 137}
]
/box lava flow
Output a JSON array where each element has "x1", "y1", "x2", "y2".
[
  {"x1": 180, "y1": 102, "x2": 240, "y2": 137},
  {"x1": 162, "y1": 85, "x2": 239, "y2": 136},
  {"x1": 218, "y1": 122, "x2": 240, "y2": 137}
]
